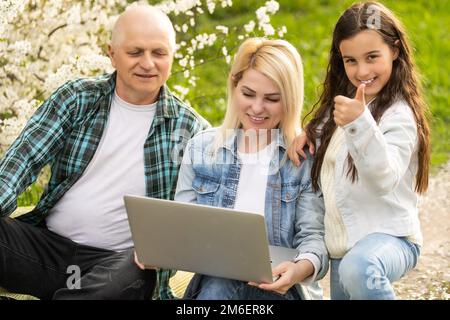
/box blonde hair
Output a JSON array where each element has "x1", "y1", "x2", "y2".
[{"x1": 215, "y1": 38, "x2": 304, "y2": 149}]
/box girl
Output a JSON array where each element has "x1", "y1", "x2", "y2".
[
  {"x1": 288, "y1": 1, "x2": 430, "y2": 299},
  {"x1": 175, "y1": 38, "x2": 328, "y2": 300}
]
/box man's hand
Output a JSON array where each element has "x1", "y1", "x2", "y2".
[
  {"x1": 134, "y1": 251, "x2": 158, "y2": 270},
  {"x1": 287, "y1": 131, "x2": 314, "y2": 167},
  {"x1": 333, "y1": 84, "x2": 366, "y2": 127}
]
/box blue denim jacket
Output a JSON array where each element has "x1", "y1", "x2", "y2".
[{"x1": 175, "y1": 128, "x2": 328, "y2": 299}]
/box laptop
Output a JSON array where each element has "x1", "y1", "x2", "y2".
[{"x1": 124, "y1": 195, "x2": 299, "y2": 284}]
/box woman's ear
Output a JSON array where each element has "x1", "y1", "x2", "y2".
[{"x1": 393, "y1": 40, "x2": 400, "y2": 60}]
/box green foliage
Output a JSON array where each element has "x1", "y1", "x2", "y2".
[{"x1": 173, "y1": 0, "x2": 449, "y2": 165}]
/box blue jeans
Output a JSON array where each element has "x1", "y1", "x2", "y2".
[
  {"x1": 330, "y1": 233, "x2": 420, "y2": 300},
  {"x1": 195, "y1": 275, "x2": 301, "y2": 300}
]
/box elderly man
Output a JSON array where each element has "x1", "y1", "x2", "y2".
[{"x1": 0, "y1": 5, "x2": 209, "y2": 299}]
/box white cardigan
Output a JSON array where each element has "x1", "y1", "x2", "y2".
[{"x1": 330, "y1": 99, "x2": 423, "y2": 248}]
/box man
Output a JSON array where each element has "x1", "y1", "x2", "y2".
[{"x1": 0, "y1": 5, "x2": 209, "y2": 299}]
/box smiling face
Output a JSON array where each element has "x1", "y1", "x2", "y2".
[
  {"x1": 339, "y1": 29, "x2": 398, "y2": 102},
  {"x1": 108, "y1": 8, "x2": 174, "y2": 105},
  {"x1": 234, "y1": 68, "x2": 284, "y2": 133}
]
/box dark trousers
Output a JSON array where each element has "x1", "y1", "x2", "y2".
[{"x1": 0, "y1": 217, "x2": 156, "y2": 300}]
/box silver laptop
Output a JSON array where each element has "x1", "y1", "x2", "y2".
[{"x1": 124, "y1": 195, "x2": 299, "y2": 283}]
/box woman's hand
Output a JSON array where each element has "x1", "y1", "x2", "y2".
[
  {"x1": 287, "y1": 131, "x2": 315, "y2": 167},
  {"x1": 248, "y1": 259, "x2": 314, "y2": 295}
]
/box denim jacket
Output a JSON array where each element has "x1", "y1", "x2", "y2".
[
  {"x1": 175, "y1": 128, "x2": 328, "y2": 299},
  {"x1": 336, "y1": 99, "x2": 423, "y2": 247}
]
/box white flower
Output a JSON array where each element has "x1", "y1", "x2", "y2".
[
  {"x1": 44, "y1": 64, "x2": 76, "y2": 93},
  {"x1": 278, "y1": 25, "x2": 287, "y2": 37},
  {"x1": 66, "y1": 4, "x2": 81, "y2": 25},
  {"x1": 76, "y1": 53, "x2": 112, "y2": 73},
  {"x1": 256, "y1": 7, "x2": 269, "y2": 25},
  {"x1": 179, "y1": 57, "x2": 188, "y2": 68},
  {"x1": 206, "y1": 0, "x2": 216, "y2": 14},
  {"x1": 8, "y1": 40, "x2": 32, "y2": 56},
  {"x1": 262, "y1": 24, "x2": 275, "y2": 36},
  {"x1": 221, "y1": 0, "x2": 233, "y2": 8},
  {"x1": 244, "y1": 20, "x2": 255, "y2": 33},
  {"x1": 216, "y1": 25, "x2": 228, "y2": 35},
  {"x1": 265, "y1": 0, "x2": 279, "y2": 14},
  {"x1": 173, "y1": 85, "x2": 189, "y2": 98}
]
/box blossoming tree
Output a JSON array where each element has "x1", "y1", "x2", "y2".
[{"x1": 0, "y1": 0, "x2": 286, "y2": 154}]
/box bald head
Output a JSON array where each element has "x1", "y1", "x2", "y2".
[
  {"x1": 111, "y1": 5, "x2": 176, "y2": 52},
  {"x1": 108, "y1": 5, "x2": 176, "y2": 105}
]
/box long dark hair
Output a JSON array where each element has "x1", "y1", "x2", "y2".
[{"x1": 305, "y1": 1, "x2": 430, "y2": 194}]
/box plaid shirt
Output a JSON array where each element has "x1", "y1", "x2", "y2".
[{"x1": 0, "y1": 72, "x2": 210, "y2": 299}]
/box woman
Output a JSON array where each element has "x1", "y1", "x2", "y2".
[{"x1": 175, "y1": 38, "x2": 328, "y2": 300}]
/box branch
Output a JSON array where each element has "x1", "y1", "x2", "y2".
[
  {"x1": 48, "y1": 24, "x2": 68, "y2": 38},
  {"x1": 33, "y1": 73, "x2": 45, "y2": 83}
]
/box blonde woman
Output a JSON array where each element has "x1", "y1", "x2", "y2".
[{"x1": 175, "y1": 38, "x2": 328, "y2": 300}]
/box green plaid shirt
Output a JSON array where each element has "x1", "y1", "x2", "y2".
[{"x1": 0, "y1": 72, "x2": 210, "y2": 299}]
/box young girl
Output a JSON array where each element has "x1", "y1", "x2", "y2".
[{"x1": 288, "y1": 1, "x2": 430, "y2": 299}]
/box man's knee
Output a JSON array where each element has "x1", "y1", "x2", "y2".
[{"x1": 54, "y1": 250, "x2": 156, "y2": 300}]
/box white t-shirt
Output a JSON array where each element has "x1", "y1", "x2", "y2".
[
  {"x1": 235, "y1": 141, "x2": 320, "y2": 284},
  {"x1": 234, "y1": 142, "x2": 275, "y2": 215},
  {"x1": 46, "y1": 92, "x2": 156, "y2": 251}
]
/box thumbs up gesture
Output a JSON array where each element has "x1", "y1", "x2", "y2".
[{"x1": 333, "y1": 84, "x2": 366, "y2": 127}]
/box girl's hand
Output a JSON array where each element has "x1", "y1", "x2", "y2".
[
  {"x1": 248, "y1": 260, "x2": 314, "y2": 295},
  {"x1": 287, "y1": 131, "x2": 315, "y2": 167},
  {"x1": 333, "y1": 84, "x2": 366, "y2": 126}
]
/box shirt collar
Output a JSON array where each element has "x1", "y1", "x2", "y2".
[{"x1": 104, "y1": 72, "x2": 179, "y2": 119}]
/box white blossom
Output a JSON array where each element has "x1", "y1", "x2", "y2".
[
  {"x1": 216, "y1": 25, "x2": 229, "y2": 35},
  {"x1": 262, "y1": 24, "x2": 275, "y2": 36},
  {"x1": 173, "y1": 85, "x2": 189, "y2": 99},
  {"x1": 66, "y1": 4, "x2": 81, "y2": 25},
  {"x1": 265, "y1": 0, "x2": 280, "y2": 14},
  {"x1": 278, "y1": 25, "x2": 287, "y2": 37},
  {"x1": 221, "y1": 0, "x2": 233, "y2": 8},
  {"x1": 206, "y1": 0, "x2": 216, "y2": 14},
  {"x1": 244, "y1": 20, "x2": 256, "y2": 33}
]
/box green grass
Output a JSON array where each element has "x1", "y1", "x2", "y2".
[
  {"x1": 10, "y1": 0, "x2": 450, "y2": 205},
  {"x1": 17, "y1": 184, "x2": 44, "y2": 207}
]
